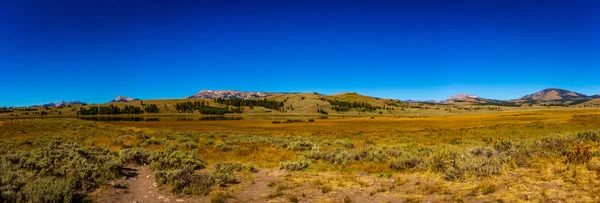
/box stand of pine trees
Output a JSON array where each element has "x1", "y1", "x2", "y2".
[
  {"x1": 144, "y1": 104, "x2": 159, "y2": 113},
  {"x1": 214, "y1": 98, "x2": 284, "y2": 111},
  {"x1": 175, "y1": 101, "x2": 209, "y2": 113},
  {"x1": 78, "y1": 105, "x2": 144, "y2": 115},
  {"x1": 174, "y1": 101, "x2": 243, "y2": 115},
  {"x1": 0, "y1": 107, "x2": 13, "y2": 113},
  {"x1": 327, "y1": 99, "x2": 381, "y2": 112}
]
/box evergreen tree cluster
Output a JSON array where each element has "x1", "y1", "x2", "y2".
[
  {"x1": 174, "y1": 101, "x2": 243, "y2": 115},
  {"x1": 0, "y1": 107, "x2": 13, "y2": 113},
  {"x1": 144, "y1": 104, "x2": 159, "y2": 113},
  {"x1": 175, "y1": 101, "x2": 209, "y2": 113},
  {"x1": 214, "y1": 98, "x2": 284, "y2": 111},
  {"x1": 197, "y1": 106, "x2": 234, "y2": 115},
  {"x1": 327, "y1": 99, "x2": 381, "y2": 112},
  {"x1": 317, "y1": 108, "x2": 328, "y2": 114},
  {"x1": 122, "y1": 105, "x2": 143, "y2": 114},
  {"x1": 78, "y1": 105, "x2": 144, "y2": 115},
  {"x1": 16, "y1": 107, "x2": 38, "y2": 112},
  {"x1": 384, "y1": 100, "x2": 409, "y2": 108}
]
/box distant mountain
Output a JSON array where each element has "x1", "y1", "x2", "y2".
[
  {"x1": 406, "y1": 93, "x2": 479, "y2": 104},
  {"x1": 110, "y1": 96, "x2": 139, "y2": 102},
  {"x1": 404, "y1": 93, "x2": 520, "y2": 107},
  {"x1": 39, "y1": 100, "x2": 85, "y2": 107},
  {"x1": 444, "y1": 93, "x2": 479, "y2": 102},
  {"x1": 186, "y1": 90, "x2": 287, "y2": 99},
  {"x1": 404, "y1": 99, "x2": 443, "y2": 104},
  {"x1": 519, "y1": 88, "x2": 589, "y2": 101}
]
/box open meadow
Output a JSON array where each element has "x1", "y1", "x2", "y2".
[{"x1": 1, "y1": 107, "x2": 600, "y2": 202}]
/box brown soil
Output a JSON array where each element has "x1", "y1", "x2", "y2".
[{"x1": 93, "y1": 165, "x2": 208, "y2": 203}]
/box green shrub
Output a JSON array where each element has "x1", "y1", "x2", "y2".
[
  {"x1": 0, "y1": 139, "x2": 122, "y2": 202},
  {"x1": 334, "y1": 139, "x2": 355, "y2": 149},
  {"x1": 119, "y1": 148, "x2": 150, "y2": 165},
  {"x1": 213, "y1": 163, "x2": 245, "y2": 186},
  {"x1": 577, "y1": 131, "x2": 600, "y2": 142},
  {"x1": 390, "y1": 154, "x2": 421, "y2": 171},
  {"x1": 279, "y1": 161, "x2": 310, "y2": 171},
  {"x1": 183, "y1": 141, "x2": 197, "y2": 149},
  {"x1": 22, "y1": 177, "x2": 73, "y2": 203},
  {"x1": 149, "y1": 149, "x2": 205, "y2": 171},
  {"x1": 149, "y1": 149, "x2": 211, "y2": 195},
  {"x1": 302, "y1": 150, "x2": 323, "y2": 160},
  {"x1": 286, "y1": 141, "x2": 314, "y2": 151},
  {"x1": 166, "y1": 169, "x2": 213, "y2": 195},
  {"x1": 469, "y1": 147, "x2": 494, "y2": 158},
  {"x1": 216, "y1": 143, "x2": 233, "y2": 152}
]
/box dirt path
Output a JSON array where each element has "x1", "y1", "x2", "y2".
[
  {"x1": 94, "y1": 166, "x2": 437, "y2": 202},
  {"x1": 94, "y1": 165, "x2": 207, "y2": 203}
]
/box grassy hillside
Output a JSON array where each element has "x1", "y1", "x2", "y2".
[{"x1": 4, "y1": 92, "x2": 600, "y2": 119}]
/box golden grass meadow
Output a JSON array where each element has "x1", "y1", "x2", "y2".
[{"x1": 2, "y1": 98, "x2": 600, "y2": 202}]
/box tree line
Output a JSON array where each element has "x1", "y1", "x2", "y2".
[
  {"x1": 327, "y1": 99, "x2": 381, "y2": 112},
  {"x1": 144, "y1": 104, "x2": 159, "y2": 113},
  {"x1": 213, "y1": 98, "x2": 285, "y2": 111},
  {"x1": 174, "y1": 101, "x2": 243, "y2": 115},
  {"x1": 0, "y1": 107, "x2": 13, "y2": 113},
  {"x1": 78, "y1": 104, "x2": 159, "y2": 115},
  {"x1": 175, "y1": 101, "x2": 210, "y2": 113}
]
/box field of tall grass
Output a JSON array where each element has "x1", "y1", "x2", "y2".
[{"x1": 1, "y1": 108, "x2": 600, "y2": 202}]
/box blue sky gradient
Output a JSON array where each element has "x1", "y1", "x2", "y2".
[{"x1": 1, "y1": 0, "x2": 599, "y2": 106}]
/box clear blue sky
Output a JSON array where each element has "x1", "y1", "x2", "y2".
[{"x1": 1, "y1": 0, "x2": 599, "y2": 106}]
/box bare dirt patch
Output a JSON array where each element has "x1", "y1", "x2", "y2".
[{"x1": 93, "y1": 165, "x2": 208, "y2": 203}]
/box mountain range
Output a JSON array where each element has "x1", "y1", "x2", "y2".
[
  {"x1": 39, "y1": 100, "x2": 86, "y2": 107},
  {"x1": 186, "y1": 90, "x2": 289, "y2": 99},
  {"x1": 32, "y1": 88, "x2": 600, "y2": 107},
  {"x1": 405, "y1": 88, "x2": 598, "y2": 105},
  {"x1": 110, "y1": 96, "x2": 140, "y2": 103}
]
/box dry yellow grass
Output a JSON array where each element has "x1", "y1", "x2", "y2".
[{"x1": 2, "y1": 107, "x2": 600, "y2": 202}]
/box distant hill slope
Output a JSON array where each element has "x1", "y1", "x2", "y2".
[
  {"x1": 267, "y1": 93, "x2": 331, "y2": 114},
  {"x1": 186, "y1": 90, "x2": 287, "y2": 99},
  {"x1": 442, "y1": 93, "x2": 479, "y2": 103},
  {"x1": 440, "y1": 94, "x2": 520, "y2": 106},
  {"x1": 110, "y1": 96, "x2": 139, "y2": 102},
  {"x1": 520, "y1": 88, "x2": 589, "y2": 101},
  {"x1": 584, "y1": 98, "x2": 600, "y2": 104},
  {"x1": 265, "y1": 92, "x2": 407, "y2": 114},
  {"x1": 328, "y1": 92, "x2": 390, "y2": 106}
]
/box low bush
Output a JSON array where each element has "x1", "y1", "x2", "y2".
[
  {"x1": 286, "y1": 141, "x2": 314, "y2": 151},
  {"x1": 0, "y1": 139, "x2": 122, "y2": 202},
  {"x1": 334, "y1": 139, "x2": 355, "y2": 149},
  {"x1": 149, "y1": 149, "x2": 205, "y2": 171},
  {"x1": 279, "y1": 161, "x2": 310, "y2": 171},
  {"x1": 155, "y1": 169, "x2": 213, "y2": 195},
  {"x1": 390, "y1": 154, "x2": 421, "y2": 171},
  {"x1": 213, "y1": 163, "x2": 245, "y2": 186},
  {"x1": 119, "y1": 148, "x2": 151, "y2": 165},
  {"x1": 577, "y1": 131, "x2": 600, "y2": 142}
]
